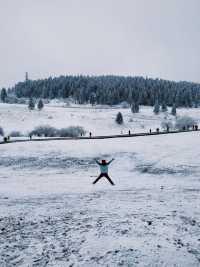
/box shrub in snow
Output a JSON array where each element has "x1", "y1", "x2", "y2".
[
  {"x1": 161, "y1": 102, "x2": 168, "y2": 112},
  {"x1": 43, "y1": 99, "x2": 50, "y2": 104},
  {"x1": 6, "y1": 97, "x2": 27, "y2": 104},
  {"x1": 175, "y1": 116, "x2": 196, "y2": 130},
  {"x1": 131, "y1": 101, "x2": 139, "y2": 113},
  {"x1": 0, "y1": 126, "x2": 4, "y2": 136},
  {"x1": 161, "y1": 119, "x2": 173, "y2": 131},
  {"x1": 58, "y1": 126, "x2": 86, "y2": 137},
  {"x1": 9, "y1": 131, "x2": 23, "y2": 137},
  {"x1": 28, "y1": 98, "x2": 35, "y2": 110},
  {"x1": 17, "y1": 98, "x2": 27, "y2": 104},
  {"x1": 29, "y1": 125, "x2": 86, "y2": 138},
  {"x1": 153, "y1": 101, "x2": 160, "y2": 114},
  {"x1": 141, "y1": 124, "x2": 145, "y2": 129},
  {"x1": 30, "y1": 125, "x2": 57, "y2": 137},
  {"x1": 171, "y1": 104, "x2": 177, "y2": 116},
  {"x1": 4, "y1": 95, "x2": 18, "y2": 104},
  {"x1": 37, "y1": 99, "x2": 44, "y2": 110},
  {"x1": 120, "y1": 101, "x2": 130, "y2": 108},
  {"x1": 115, "y1": 112, "x2": 123, "y2": 124}
]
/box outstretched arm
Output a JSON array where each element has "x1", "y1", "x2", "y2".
[
  {"x1": 108, "y1": 158, "x2": 115, "y2": 165},
  {"x1": 95, "y1": 159, "x2": 101, "y2": 165}
]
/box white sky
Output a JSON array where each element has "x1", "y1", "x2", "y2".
[{"x1": 0, "y1": 0, "x2": 200, "y2": 88}]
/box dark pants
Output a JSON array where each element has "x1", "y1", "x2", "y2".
[{"x1": 93, "y1": 173, "x2": 115, "y2": 185}]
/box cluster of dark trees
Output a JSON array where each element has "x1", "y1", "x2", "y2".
[
  {"x1": 4, "y1": 75, "x2": 200, "y2": 107},
  {"x1": 28, "y1": 98, "x2": 44, "y2": 110},
  {"x1": 153, "y1": 101, "x2": 176, "y2": 115}
]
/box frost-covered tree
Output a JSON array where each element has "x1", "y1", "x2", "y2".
[
  {"x1": 28, "y1": 98, "x2": 35, "y2": 110},
  {"x1": 115, "y1": 112, "x2": 123, "y2": 124},
  {"x1": 0, "y1": 88, "x2": 7, "y2": 102},
  {"x1": 161, "y1": 119, "x2": 173, "y2": 131},
  {"x1": 171, "y1": 104, "x2": 177, "y2": 116},
  {"x1": 153, "y1": 101, "x2": 160, "y2": 115},
  {"x1": 161, "y1": 102, "x2": 168, "y2": 112},
  {"x1": 30, "y1": 125, "x2": 57, "y2": 137},
  {"x1": 131, "y1": 101, "x2": 139, "y2": 113},
  {"x1": 37, "y1": 99, "x2": 44, "y2": 110},
  {"x1": 121, "y1": 101, "x2": 130, "y2": 108},
  {"x1": 175, "y1": 116, "x2": 196, "y2": 130},
  {"x1": 9, "y1": 131, "x2": 23, "y2": 137}
]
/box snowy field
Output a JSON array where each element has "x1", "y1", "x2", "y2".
[
  {"x1": 0, "y1": 104, "x2": 200, "y2": 266},
  {"x1": 1, "y1": 103, "x2": 200, "y2": 137}
]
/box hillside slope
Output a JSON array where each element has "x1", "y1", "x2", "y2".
[{"x1": 0, "y1": 132, "x2": 200, "y2": 266}]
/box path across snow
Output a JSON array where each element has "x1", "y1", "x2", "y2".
[{"x1": 1, "y1": 128, "x2": 199, "y2": 145}]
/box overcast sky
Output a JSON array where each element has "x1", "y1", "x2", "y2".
[{"x1": 0, "y1": 0, "x2": 200, "y2": 88}]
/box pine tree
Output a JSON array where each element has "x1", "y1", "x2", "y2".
[
  {"x1": 171, "y1": 103, "x2": 177, "y2": 116},
  {"x1": 89, "y1": 93, "x2": 96, "y2": 106},
  {"x1": 0, "y1": 126, "x2": 4, "y2": 136},
  {"x1": 186, "y1": 91, "x2": 193, "y2": 107},
  {"x1": 115, "y1": 112, "x2": 123, "y2": 124},
  {"x1": 28, "y1": 98, "x2": 35, "y2": 110},
  {"x1": 131, "y1": 101, "x2": 139, "y2": 113},
  {"x1": 194, "y1": 95, "x2": 199, "y2": 108},
  {"x1": 153, "y1": 101, "x2": 160, "y2": 115},
  {"x1": 37, "y1": 99, "x2": 44, "y2": 110},
  {"x1": 136, "y1": 102, "x2": 140, "y2": 113},
  {"x1": 131, "y1": 102, "x2": 136, "y2": 113},
  {"x1": 0, "y1": 88, "x2": 7, "y2": 102},
  {"x1": 161, "y1": 102, "x2": 168, "y2": 112}
]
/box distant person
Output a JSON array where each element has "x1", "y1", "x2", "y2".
[
  {"x1": 195, "y1": 125, "x2": 198, "y2": 130},
  {"x1": 89, "y1": 132, "x2": 92, "y2": 138},
  {"x1": 128, "y1": 130, "x2": 131, "y2": 135},
  {"x1": 149, "y1": 129, "x2": 152, "y2": 134},
  {"x1": 156, "y1": 128, "x2": 159, "y2": 133},
  {"x1": 93, "y1": 159, "x2": 115, "y2": 185}
]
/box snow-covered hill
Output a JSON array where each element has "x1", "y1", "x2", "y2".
[{"x1": 0, "y1": 103, "x2": 200, "y2": 266}]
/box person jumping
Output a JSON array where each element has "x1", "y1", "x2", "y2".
[{"x1": 93, "y1": 159, "x2": 115, "y2": 185}]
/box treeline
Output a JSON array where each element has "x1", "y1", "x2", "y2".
[{"x1": 7, "y1": 75, "x2": 200, "y2": 107}]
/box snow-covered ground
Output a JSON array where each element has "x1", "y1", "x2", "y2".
[
  {"x1": 1, "y1": 103, "x2": 200, "y2": 137},
  {"x1": 0, "y1": 103, "x2": 200, "y2": 266}
]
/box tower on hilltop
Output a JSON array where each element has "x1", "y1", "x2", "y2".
[{"x1": 25, "y1": 72, "x2": 29, "y2": 82}]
